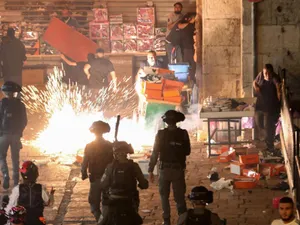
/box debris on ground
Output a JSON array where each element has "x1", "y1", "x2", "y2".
[
  {"x1": 271, "y1": 181, "x2": 289, "y2": 191},
  {"x1": 210, "y1": 178, "x2": 233, "y2": 191}
]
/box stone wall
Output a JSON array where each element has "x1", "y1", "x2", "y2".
[
  {"x1": 242, "y1": 0, "x2": 300, "y2": 97},
  {"x1": 202, "y1": 0, "x2": 242, "y2": 98}
]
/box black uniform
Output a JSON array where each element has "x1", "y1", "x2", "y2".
[
  {"x1": 81, "y1": 138, "x2": 113, "y2": 221},
  {"x1": 180, "y1": 23, "x2": 196, "y2": 83},
  {"x1": 88, "y1": 58, "x2": 115, "y2": 89},
  {"x1": 148, "y1": 127, "x2": 191, "y2": 223},
  {"x1": 254, "y1": 76, "x2": 281, "y2": 151},
  {"x1": 0, "y1": 37, "x2": 26, "y2": 86},
  {"x1": 99, "y1": 159, "x2": 148, "y2": 225},
  {"x1": 177, "y1": 208, "x2": 222, "y2": 225},
  {"x1": 0, "y1": 97, "x2": 27, "y2": 186},
  {"x1": 18, "y1": 183, "x2": 45, "y2": 225}
]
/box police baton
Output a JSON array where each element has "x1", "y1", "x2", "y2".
[{"x1": 114, "y1": 115, "x2": 121, "y2": 143}]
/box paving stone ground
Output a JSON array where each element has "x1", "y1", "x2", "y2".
[{"x1": 0, "y1": 114, "x2": 288, "y2": 225}]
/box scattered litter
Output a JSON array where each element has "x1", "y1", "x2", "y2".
[
  {"x1": 279, "y1": 173, "x2": 287, "y2": 179},
  {"x1": 233, "y1": 177, "x2": 258, "y2": 189},
  {"x1": 32, "y1": 159, "x2": 51, "y2": 166},
  {"x1": 207, "y1": 167, "x2": 219, "y2": 182},
  {"x1": 223, "y1": 165, "x2": 230, "y2": 170},
  {"x1": 141, "y1": 209, "x2": 151, "y2": 213},
  {"x1": 72, "y1": 177, "x2": 81, "y2": 182},
  {"x1": 262, "y1": 210, "x2": 266, "y2": 214},
  {"x1": 271, "y1": 181, "x2": 289, "y2": 191},
  {"x1": 210, "y1": 178, "x2": 233, "y2": 192}
]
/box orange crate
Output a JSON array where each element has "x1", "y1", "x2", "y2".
[
  {"x1": 164, "y1": 96, "x2": 182, "y2": 103},
  {"x1": 144, "y1": 82, "x2": 163, "y2": 91},
  {"x1": 239, "y1": 154, "x2": 259, "y2": 165},
  {"x1": 260, "y1": 163, "x2": 285, "y2": 177},
  {"x1": 233, "y1": 176, "x2": 258, "y2": 189},
  {"x1": 145, "y1": 89, "x2": 163, "y2": 100},
  {"x1": 230, "y1": 162, "x2": 245, "y2": 175},
  {"x1": 218, "y1": 150, "x2": 236, "y2": 163},
  {"x1": 242, "y1": 169, "x2": 260, "y2": 180},
  {"x1": 163, "y1": 89, "x2": 180, "y2": 98},
  {"x1": 163, "y1": 79, "x2": 184, "y2": 89}
]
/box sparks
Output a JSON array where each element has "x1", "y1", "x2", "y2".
[{"x1": 22, "y1": 67, "x2": 155, "y2": 155}]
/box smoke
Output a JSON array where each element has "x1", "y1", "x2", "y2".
[{"x1": 180, "y1": 104, "x2": 203, "y2": 133}]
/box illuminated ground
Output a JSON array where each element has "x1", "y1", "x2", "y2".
[
  {"x1": 1, "y1": 115, "x2": 284, "y2": 225},
  {"x1": 0, "y1": 74, "x2": 285, "y2": 224}
]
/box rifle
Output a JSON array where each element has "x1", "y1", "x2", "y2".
[{"x1": 114, "y1": 115, "x2": 121, "y2": 143}]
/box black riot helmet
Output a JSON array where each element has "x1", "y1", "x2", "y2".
[
  {"x1": 188, "y1": 186, "x2": 213, "y2": 204},
  {"x1": 162, "y1": 110, "x2": 185, "y2": 125},
  {"x1": 1, "y1": 81, "x2": 22, "y2": 93},
  {"x1": 20, "y1": 161, "x2": 39, "y2": 183},
  {"x1": 89, "y1": 121, "x2": 111, "y2": 135},
  {"x1": 113, "y1": 141, "x2": 134, "y2": 154}
]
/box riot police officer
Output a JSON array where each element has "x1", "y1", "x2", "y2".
[
  {"x1": 148, "y1": 110, "x2": 191, "y2": 225},
  {"x1": 6, "y1": 161, "x2": 55, "y2": 225},
  {"x1": 0, "y1": 81, "x2": 27, "y2": 189},
  {"x1": 81, "y1": 120, "x2": 114, "y2": 222},
  {"x1": 99, "y1": 141, "x2": 148, "y2": 225},
  {"x1": 177, "y1": 186, "x2": 222, "y2": 225}
]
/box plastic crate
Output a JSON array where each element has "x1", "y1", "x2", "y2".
[{"x1": 168, "y1": 63, "x2": 190, "y2": 82}]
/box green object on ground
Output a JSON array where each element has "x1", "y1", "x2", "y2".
[{"x1": 145, "y1": 102, "x2": 176, "y2": 130}]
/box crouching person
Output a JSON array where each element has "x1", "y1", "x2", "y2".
[
  {"x1": 98, "y1": 141, "x2": 149, "y2": 225},
  {"x1": 177, "y1": 186, "x2": 222, "y2": 225},
  {"x1": 6, "y1": 161, "x2": 55, "y2": 225}
]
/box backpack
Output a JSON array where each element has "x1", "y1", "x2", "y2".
[
  {"x1": 0, "y1": 98, "x2": 21, "y2": 132},
  {"x1": 110, "y1": 160, "x2": 136, "y2": 197},
  {"x1": 159, "y1": 128, "x2": 189, "y2": 166},
  {"x1": 186, "y1": 209, "x2": 212, "y2": 225}
]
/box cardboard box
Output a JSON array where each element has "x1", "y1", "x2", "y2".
[
  {"x1": 239, "y1": 154, "x2": 259, "y2": 165},
  {"x1": 260, "y1": 164, "x2": 285, "y2": 177},
  {"x1": 144, "y1": 82, "x2": 163, "y2": 91},
  {"x1": 89, "y1": 22, "x2": 110, "y2": 40},
  {"x1": 230, "y1": 162, "x2": 245, "y2": 175},
  {"x1": 163, "y1": 89, "x2": 180, "y2": 98},
  {"x1": 93, "y1": 8, "x2": 109, "y2": 22},
  {"x1": 218, "y1": 149, "x2": 236, "y2": 163},
  {"x1": 145, "y1": 89, "x2": 162, "y2": 100},
  {"x1": 234, "y1": 146, "x2": 248, "y2": 155},
  {"x1": 242, "y1": 169, "x2": 260, "y2": 181},
  {"x1": 163, "y1": 79, "x2": 184, "y2": 89},
  {"x1": 164, "y1": 96, "x2": 182, "y2": 103},
  {"x1": 233, "y1": 176, "x2": 258, "y2": 189}
]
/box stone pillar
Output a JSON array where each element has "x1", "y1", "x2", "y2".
[
  {"x1": 241, "y1": 0, "x2": 253, "y2": 97},
  {"x1": 202, "y1": 0, "x2": 241, "y2": 98}
]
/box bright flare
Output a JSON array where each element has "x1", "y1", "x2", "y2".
[{"x1": 22, "y1": 67, "x2": 155, "y2": 155}]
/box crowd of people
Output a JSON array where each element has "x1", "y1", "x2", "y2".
[
  {"x1": 0, "y1": 2, "x2": 298, "y2": 225},
  {"x1": 0, "y1": 80, "x2": 297, "y2": 225}
]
